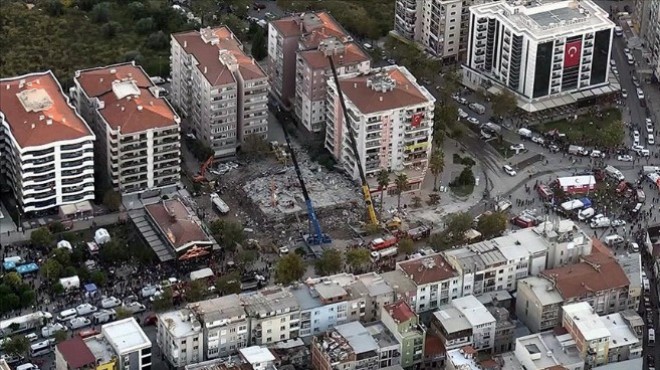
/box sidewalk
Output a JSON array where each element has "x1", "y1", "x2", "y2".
[{"x1": 0, "y1": 213, "x2": 122, "y2": 245}]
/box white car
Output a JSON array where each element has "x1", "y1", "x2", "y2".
[
  {"x1": 621, "y1": 89, "x2": 628, "y2": 98},
  {"x1": 647, "y1": 122, "x2": 654, "y2": 133},
  {"x1": 76, "y1": 303, "x2": 98, "y2": 316},
  {"x1": 458, "y1": 108, "x2": 469, "y2": 119},
  {"x1": 123, "y1": 302, "x2": 146, "y2": 314},
  {"x1": 637, "y1": 88, "x2": 645, "y2": 99},
  {"x1": 624, "y1": 47, "x2": 631, "y2": 54},
  {"x1": 633, "y1": 130, "x2": 640, "y2": 142},
  {"x1": 41, "y1": 323, "x2": 66, "y2": 338},
  {"x1": 68, "y1": 317, "x2": 91, "y2": 330},
  {"x1": 510, "y1": 143, "x2": 525, "y2": 151},
  {"x1": 612, "y1": 219, "x2": 627, "y2": 227},
  {"x1": 649, "y1": 135, "x2": 655, "y2": 145},
  {"x1": 632, "y1": 75, "x2": 640, "y2": 87},
  {"x1": 531, "y1": 136, "x2": 545, "y2": 144},
  {"x1": 612, "y1": 66, "x2": 619, "y2": 75},
  {"x1": 590, "y1": 150, "x2": 604, "y2": 158},
  {"x1": 141, "y1": 285, "x2": 159, "y2": 298},
  {"x1": 502, "y1": 165, "x2": 517, "y2": 176},
  {"x1": 617, "y1": 154, "x2": 633, "y2": 162},
  {"x1": 100, "y1": 296, "x2": 121, "y2": 309},
  {"x1": 610, "y1": 59, "x2": 616, "y2": 66},
  {"x1": 467, "y1": 117, "x2": 480, "y2": 125}
]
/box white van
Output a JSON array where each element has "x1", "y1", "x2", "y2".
[
  {"x1": 30, "y1": 340, "x2": 53, "y2": 357},
  {"x1": 627, "y1": 54, "x2": 635, "y2": 65},
  {"x1": 76, "y1": 303, "x2": 98, "y2": 316},
  {"x1": 604, "y1": 234, "x2": 624, "y2": 246},
  {"x1": 16, "y1": 364, "x2": 39, "y2": 370},
  {"x1": 649, "y1": 328, "x2": 655, "y2": 345},
  {"x1": 57, "y1": 308, "x2": 77, "y2": 322},
  {"x1": 25, "y1": 333, "x2": 38, "y2": 342}
]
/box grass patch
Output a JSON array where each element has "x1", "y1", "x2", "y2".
[
  {"x1": 450, "y1": 184, "x2": 475, "y2": 197},
  {"x1": 538, "y1": 108, "x2": 624, "y2": 147}
]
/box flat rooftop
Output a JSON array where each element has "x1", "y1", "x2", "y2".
[
  {"x1": 452, "y1": 295, "x2": 495, "y2": 327},
  {"x1": 563, "y1": 302, "x2": 610, "y2": 341},
  {"x1": 314, "y1": 282, "x2": 348, "y2": 301},
  {"x1": 355, "y1": 272, "x2": 394, "y2": 297},
  {"x1": 433, "y1": 307, "x2": 472, "y2": 334},
  {"x1": 518, "y1": 276, "x2": 564, "y2": 306},
  {"x1": 335, "y1": 321, "x2": 379, "y2": 354},
  {"x1": 446, "y1": 347, "x2": 481, "y2": 370},
  {"x1": 601, "y1": 313, "x2": 639, "y2": 349},
  {"x1": 471, "y1": 0, "x2": 614, "y2": 40},
  {"x1": 84, "y1": 335, "x2": 116, "y2": 364},
  {"x1": 616, "y1": 253, "x2": 642, "y2": 288},
  {"x1": 101, "y1": 318, "x2": 151, "y2": 354},
  {"x1": 397, "y1": 253, "x2": 457, "y2": 285},
  {"x1": 160, "y1": 309, "x2": 202, "y2": 338},
  {"x1": 239, "y1": 346, "x2": 275, "y2": 365},
  {"x1": 188, "y1": 294, "x2": 246, "y2": 324},
  {"x1": 364, "y1": 322, "x2": 399, "y2": 349},
  {"x1": 517, "y1": 331, "x2": 582, "y2": 368},
  {"x1": 0, "y1": 71, "x2": 94, "y2": 148},
  {"x1": 241, "y1": 287, "x2": 299, "y2": 318}
]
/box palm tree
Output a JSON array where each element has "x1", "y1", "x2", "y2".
[
  {"x1": 394, "y1": 173, "x2": 409, "y2": 210},
  {"x1": 429, "y1": 149, "x2": 445, "y2": 191},
  {"x1": 376, "y1": 169, "x2": 390, "y2": 217}
]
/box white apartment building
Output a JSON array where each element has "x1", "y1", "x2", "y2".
[
  {"x1": 463, "y1": 0, "x2": 617, "y2": 113},
  {"x1": 394, "y1": 0, "x2": 482, "y2": 60},
  {"x1": 73, "y1": 62, "x2": 181, "y2": 195},
  {"x1": 187, "y1": 294, "x2": 249, "y2": 359},
  {"x1": 448, "y1": 296, "x2": 496, "y2": 352},
  {"x1": 102, "y1": 318, "x2": 152, "y2": 370},
  {"x1": 171, "y1": 27, "x2": 268, "y2": 157},
  {"x1": 0, "y1": 71, "x2": 96, "y2": 216},
  {"x1": 396, "y1": 254, "x2": 461, "y2": 313},
  {"x1": 325, "y1": 65, "x2": 436, "y2": 192},
  {"x1": 157, "y1": 308, "x2": 204, "y2": 367},
  {"x1": 514, "y1": 331, "x2": 585, "y2": 370},
  {"x1": 242, "y1": 287, "x2": 301, "y2": 345},
  {"x1": 291, "y1": 281, "x2": 354, "y2": 337}
]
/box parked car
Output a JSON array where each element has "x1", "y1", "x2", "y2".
[
  {"x1": 621, "y1": 89, "x2": 628, "y2": 98},
  {"x1": 68, "y1": 317, "x2": 91, "y2": 330},
  {"x1": 633, "y1": 130, "x2": 640, "y2": 142},
  {"x1": 467, "y1": 117, "x2": 480, "y2": 125},
  {"x1": 510, "y1": 143, "x2": 525, "y2": 151},
  {"x1": 617, "y1": 154, "x2": 633, "y2": 162},
  {"x1": 41, "y1": 323, "x2": 66, "y2": 337},
  {"x1": 531, "y1": 136, "x2": 545, "y2": 144},
  {"x1": 123, "y1": 302, "x2": 146, "y2": 314},
  {"x1": 458, "y1": 108, "x2": 468, "y2": 119},
  {"x1": 76, "y1": 303, "x2": 98, "y2": 316},
  {"x1": 502, "y1": 165, "x2": 517, "y2": 176},
  {"x1": 141, "y1": 285, "x2": 160, "y2": 298},
  {"x1": 100, "y1": 296, "x2": 121, "y2": 309},
  {"x1": 647, "y1": 121, "x2": 654, "y2": 133},
  {"x1": 649, "y1": 135, "x2": 655, "y2": 145},
  {"x1": 590, "y1": 150, "x2": 604, "y2": 158}
]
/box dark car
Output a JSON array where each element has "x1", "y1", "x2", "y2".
[{"x1": 144, "y1": 314, "x2": 158, "y2": 326}]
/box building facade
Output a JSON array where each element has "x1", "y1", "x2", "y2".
[
  {"x1": 310, "y1": 321, "x2": 382, "y2": 370},
  {"x1": 242, "y1": 287, "x2": 301, "y2": 345},
  {"x1": 157, "y1": 308, "x2": 204, "y2": 367},
  {"x1": 73, "y1": 62, "x2": 181, "y2": 195},
  {"x1": 325, "y1": 65, "x2": 436, "y2": 192},
  {"x1": 396, "y1": 254, "x2": 460, "y2": 313},
  {"x1": 463, "y1": 0, "x2": 617, "y2": 113},
  {"x1": 188, "y1": 295, "x2": 249, "y2": 359},
  {"x1": 170, "y1": 27, "x2": 268, "y2": 158},
  {"x1": 0, "y1": 71, "x2": 96, "y2": 215},
  {"x1": 635, "y1": 0, "x2": 660, "y2": 80},
  {"x1": 101, "y1": 318, "x2": 152, "y2": 370},
  {"x1": 380, "y1": 301, "x2": 425, "y2": 367}
]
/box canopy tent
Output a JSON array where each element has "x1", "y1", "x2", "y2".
[
  {"x1": 94, "y1": 228, "x2": 111, "y2": 245},
  {"x1": 84, "y1": 283, "x2": 97, "y2": 294},
  {"x1": 86, "y1": 242, "x2": 100, "y2": 254},
  {"x1": 57, "y1": 240, "x2": 73, "y2": 251}
]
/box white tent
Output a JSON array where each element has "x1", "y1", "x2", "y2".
[
  {"x1": 56, "y1": 240, "x2": 72, "y2": 251},
  {"x1": 59, "y1": 275, "x2": 80, "y2": 290},
  {"x1": 94, "y1": 228, "x2": 111, "y2": 245}
]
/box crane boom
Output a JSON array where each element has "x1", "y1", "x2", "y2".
[
  {"x1": 282, "y1": 127, "x2": 331, "y2": 245},
  {"x1": 327, "y1": 57, "x2": 379, "y2": 226}
]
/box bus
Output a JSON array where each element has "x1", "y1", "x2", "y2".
[
  {"x1": 0, "y1": 311, "x2": 52, "y2": 336},
  {"x1": 29, "y1": 340, "x2": 54, "y2": 357}
]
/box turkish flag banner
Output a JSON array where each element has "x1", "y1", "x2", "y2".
[
  {"x1": 564, "y1": 40, "x2": 582, "y2": 68},
  {"x1": 411, "y1": 113, "x2": 423, "y2": 127}
]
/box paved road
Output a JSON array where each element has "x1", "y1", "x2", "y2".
[{"x1": 0, "y1": 213, "x2": 123, "y2": 245}]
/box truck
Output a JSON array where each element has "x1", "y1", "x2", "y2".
[
  {"x1": 369, "y1": 235, "x2": 398, "y2": 251},
  {"x1": 210, "y1": 193, "x2": 230, "y2": 214},
  {"x1": 468, "y1": 102, "x2": 486, "y2": 115},
  {"x1": 0, "y1": 311, "x2": 53, "y2": 337},
  {"x1": 406, "y1": 225, "x2": 431, "y2": 241},
  {"x1": 568, "y1": 145, "x2": 588, "y2": 156},
  {"x1": 91, "y1": 309, "x2": 116, "y2": 325},
  {"x1": 370, "y1": 247, "x2": 398, "y2": 261},
  {"x1": 560, "y1": 199, "x2": 585, "y2": 212}
]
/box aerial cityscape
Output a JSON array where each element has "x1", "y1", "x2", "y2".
[{"x1": 1, "y1": 0, "x2": 659, "y2": 369}]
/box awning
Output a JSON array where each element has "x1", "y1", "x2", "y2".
[{"x1": 60, "y1": 201, "x2": 93, "y2": 217}]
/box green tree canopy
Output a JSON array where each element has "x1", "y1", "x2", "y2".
[
  {"x1": 103, "y1": 190, "x2": 122, "y2": 212},
  {"x1": 1, "y1": 335, "x2": 29, "y2": 357},
  {"x1": 315, "y1": 249, "x2": 343, "y2": 276},
  {"x1": 429, "y1": 149, "x2": 445, "y2": 191},
  {"x1": 477, "y1": 212, "x2": 507, "y2": 239},
  {"x1": 491, "y1": 90, "x2": 518, "y2": 119},
  {"x1": 215, "y1": 272, "x2": 242, "y2": 295},
  {"x1": 275, "y1": 254, "x2": 306, "y2": 285},
  {"x1": 251, "y1": 27, "x2": 267, "y2": 61},
  {"x1": 394, "y1": 173, "x2": 410, "y2": 209},
  {"x1": 209, "y1": 220, "x2": 245, "y2": 252},
  {"x1": 344, "y1": 248, "x2": 371, "y2": 273},
  {"x1": 186, "y1": 280, "x2": 208, "y2": 303},
  {"x1": 398, "y1": 237, "x2": 415, "y2": 256},
  {"x1": 31, "y1": 227, "x2": 54, "y2": 248}
]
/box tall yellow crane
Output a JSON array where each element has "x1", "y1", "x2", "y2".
[{"x1": 327, "y1": 56, "x2": 379, "y2": 226}]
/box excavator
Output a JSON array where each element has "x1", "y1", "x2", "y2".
[
  {"x1": 193, "y1": 156, "x2": 214, "y2": 183},
  {"x1": 327, "y1": 56, "x2": 380, "y2": 227}
]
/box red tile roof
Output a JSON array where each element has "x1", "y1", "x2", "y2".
[
  {"x1": 0, "y1": 71, "x2": 93, "y2": 148},
  {"x1": 172, "y1": 27, "x2": 265, "y2": 86},
  {"x1": 339, "y1": 67, "x2": 431, "y2": 114},
  {"x1": 75, "y1": 63, "x2": 179, "y2": 134},
  {"x1": 299, "y1": 43, "x2": 370, "y2": 70},
  {"x1": 385, "y1": 300, "x2": 416, "y2": 323},
  {"x1": 398, "y1": 254, "x2": 457, "y2": 285},
  {"x1": 56, "y1": 336, "x2": 96, "y2": 368},
  {"x1": 540, "y1": 250, "x2": 630, "y2": 300},
  {"x1": 145, "y1": 199, "x2": 212, "y2": 251},
  {"x1": 271, "y1": 11, "x2": 348, "y2": 49}
]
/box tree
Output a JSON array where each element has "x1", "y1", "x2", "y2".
[
  {"x1": 103, "y1": 190, "x2": 122, "y2": 212},
  {"x1": 53, "y1": 330, "x2": 68, "y2": 344},
  {"x1": 398, "y1": 237, "x2": 415, "y2": 255},
  {"x1": 91, "y1": 2, "x2": 110, "y2": 24},
  {"x1": 345, "y1": 248, "x2": 371, "y2": 273},
  {"x1": 444, "y1": 212, "x2": 473, "y2": 244},
  {"x1": 3, "y1": 272, "x2": 22, "y2": 289},
  {"x1": 376, "y1": 169, "x2": 390, "y2": 216},
  {"x1": 51, "y1": 248, "x2": 72, "y2": 266},
  {"x1": 152, "y1": 287, "x2": 174, "y2": 312},
  {"x1": 251, "y1": 27, "x2": 268, "y2": 61},
  {"x1": 146, "y1": 31, "x2": 169, "y2": 50},
  {"x1": 19, "y1": 289, "x2": 36, "y2": 307},
  {"x1": 186, "y1": 280, "x2": 208, "y2": 302},
  {"x1": 241, "y1": 134, "x2": 270, "y2": 155},
  {"x1": 1, "y1": 335, "x2": 29, "y2": 357},
  {"x1": 31, "y1": 227, "x2": 54, "y2": 248},
  {"x1": 275, "y1": 254, "x2": 306, "y2": 285},
  {"x1": 208, "y1": 220, "x2": 245, "y2": 252},
  {"x1": 136, "y1": 17, "x2": 155, "y2": 35},
  {"x1": 52, "y1": 282, "x2": 65, "y2": 295},
  {"x1": 101, "y1": 21, "x2": 121, "y2": 39},
  {"x1": 190, "y1": 0, "x2": 216, "y2": 26},
  {"x1": 411, "y1": 196, "x2": 422, "y2": 208},
  {"x1": 45, "y1": 0, "x2": 63, "y2": 16},
  {"x1": 477, "y1": 212, "x2": 507, "y2": 239},
  {"x1": 99, "y1": 239, "x2": 129, "y2": 264},
  {"x1": 90, "y1": 271, "x2": 108, "y2": 287},
  {"x1": 315, "y1": 249, "x2": 343, "y2": 276},
  {"x1": 48, "y1": 221, "x2": 66, "y2": 234},
  {"x1": 237, "y1": 249, "x2": 257, "y2": 269},
  {"x1": 427, "y1": 193, "x2": 441, "y2": 206},
  {"x1": 394, "y1": 173, "x2": 409, "y2": 210},
  {"x1": 128, "y1": 2, "x2": 146, "y2": 19},
  {"x1": 429, "y1": 149, "x2": 445, "y2": 191},
  {"x1": 115, "y1": 307, "x2": 133, "y2": 319},
  {"x1": 491, "y1": 90, "x2": 518, "y2": 120},
  {"x1": 215, "y1": 272, "x2": 242, "y2": 295},
  {"x1": 42, "y1": 259, "x2": 63, "y2": 281}
]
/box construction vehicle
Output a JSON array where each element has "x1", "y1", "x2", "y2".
[
  {"x1": 281, "y1": 127, "x2": 331, "y2": 245},
  {"x1": 327, "y1": 57, "x2": 379, "y2": 227},
  {"x1": 193, "y1": 156, "x2": 214, "y2": 183}
]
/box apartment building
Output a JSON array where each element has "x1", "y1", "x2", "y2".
[
  {"x1": 290, "y1": 280, "x2": 353, "y2": 337},
  {"x1": 635, "y1": 0, "x2": 660, "y2": 80},
  {"x1": 488, "y1": 307, "x2": 515, "y2": 354},
  {"x1": 102, "y1": 318, "x2": 152, "y2": 369},
  {"x1": 562, "y1": 302, "x2": 642, "y2": 367},
  {"x1": 268, "y1": 12, "x2": 358, "y2": 111},
  {"x1": 345, "y1": 272, "x2": 396, "y2": 322},
  {"x1": 431, "y1": 306, "x2": 473, "y2": 352},
  {"x1": 396, "y1": 253, "x2": 460, "y2": 313},
  {"x1": 514, "y1": 331, "x2": 584, "y2": 370},
  {"x1": 380, "y1": 270, "x2": 418, "y2": 310},
  {"x1": 443, "y1": 229, "x2": 547, "y2": 296},
  {"x1": 171, "y1": 27, "x2": 268, "y2": 157},
  {"x1": 157, "y1": 308, "x2": 204, "y2": 367},
  {"x1": 394, "y1": 0, "x2": 482, "y2": 60},
  {"x1": 55, "y1": 336, "x2": 98, "y2": 370},
  {"x1": 310, "y1": 321, "x2": 383, "y2": 370},
  {"x1": 182, "y1": 345, "x2": 277, "y2": 370},
  {"x1": 0, "y1": 71, "x2": 95, "y2": 215},
  {"x1": 434, "y1": 295, "x2": 496, "y2": 352},
  {"x1": 380, "y1": 301, "x2": 425, "y2": 367},
  {"x1": 72, "y1": 62, "x2": 181, "y2": 195},
  {"x1": 463, "y1": 0, "x2": 617, "y2": 113},
  {"x1": 325, "y1": 65, "x2": 436, "y2": 192},
  {"x1": 242, "y1": 287, "x2": 301, "y2": 345},
  {"x1": 188, "y1": 294, "x2": 249, "y2": 359},
  {"x1": 516, "y1": 249, "x2": 634, "y2": 333}
]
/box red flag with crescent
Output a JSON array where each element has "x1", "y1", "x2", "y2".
[
  {"x1": 564, "y1": 40, "x2": 582, "y2": 68},
  {"x1": 411, "y1": 113, "x2": 423, "y2": 127}
]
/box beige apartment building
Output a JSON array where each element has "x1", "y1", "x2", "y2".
[
  {"x1": 170, "y1": 27, "x2": 268, "y2": 158},
  {"x1": 268, "y1": 12, "x2": 371, "y2": 133},
  {"x1": 73, "y1": 62, "x2": 181, "y2": 195},
  {"x1": 241, "y1": 287, "x2": 301, "y2": 345}
]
